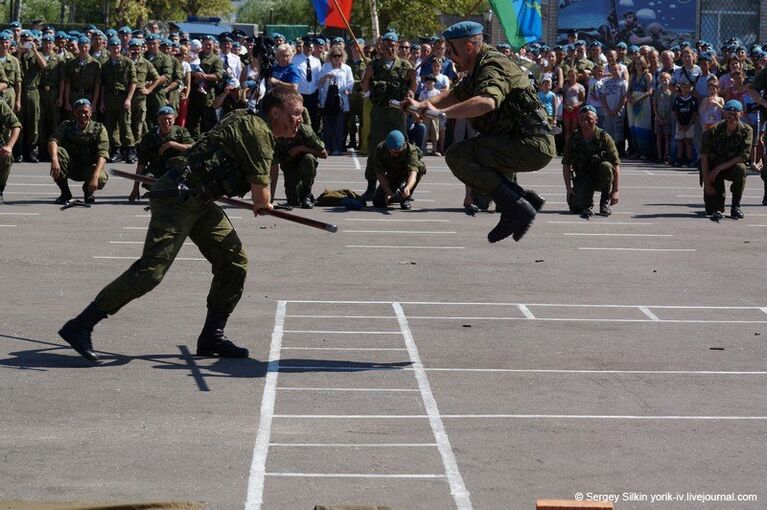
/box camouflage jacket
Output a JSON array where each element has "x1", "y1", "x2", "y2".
[
  {"x1": 562, "y1": 127, "x2": 621, "y2": 174},
  {"x1": 701, "y1": 120, "x2": 752, "y2": 166}
]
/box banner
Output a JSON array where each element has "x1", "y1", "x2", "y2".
[
  {"x1": 311, "y1": 0, "x2": 354, "y2": 30},
  {"x1": 490, "y1": 0, "x2": 543, "y2": 48},
  {"x1": 557, "y1": 0, "x2": 697, "y2": 51}
]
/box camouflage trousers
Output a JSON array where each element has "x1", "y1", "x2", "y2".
[
  {"x1": 104, "y1": 91, "x2": 134, "y2": 148},
  {"x1": 368, "y1": 104, "x2": 406, "y2": 158},
  {"x1": 704, "y1": 163, "x2": 747, "y2": 213},
  {"x1": 131, "y1": 95, "x2": 148, "y2": 143},
  {"x1": 567, "y1": 162, "x2": 615, "y2": 213},
  {"x1": 94, "y1": 179, "x2": 248, "y2": 315},
  {"x1": 282, "y1": 154, "x2": 317, "y2": 205},
  {"x1": 55, "y1": 147, "x2": 108, "y2": 189},
  {"x1": 0, "y1": 152, "x2": 11, "y2": 192},
  {"x1": 444, "y1": 133, "x2": 555, "y2": 195},
  {"x1": 21, "y1": 89, "x2": 39, "y2": 146}
]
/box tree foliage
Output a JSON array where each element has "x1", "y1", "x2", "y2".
[{"x1": 237, "y1": 0, "x2": 315, "y2": 27}]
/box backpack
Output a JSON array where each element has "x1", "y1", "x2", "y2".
[{"x1": 325, "y1": 80, "x2": 342, "y2": 113}]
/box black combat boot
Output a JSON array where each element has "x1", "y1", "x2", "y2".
[
  {"x1": 487, "y1": 180, "x2": 537, "y2": 243},
  {"x1": 124, "y1": 146, "x2": 137, "y2": 164},
  {"x1": 360, "y1": 180, "x2": 377, "y2": 202},
  {"x1": 196, "y1": 310, "x2": 249, "y2": 358},
  {"x1": 731, "y1": 197, "x2": 744, "y2": 219},
  {"x1": 109, "y1": 147, "x2": 122, "y2": 163},
  {"x1": 58, "y1": 302, "x2": 107, "y2": 362},
  {"x1": 54, "y1": 179, "x2": 72, "y2": 204},
  {"x1": 507, "y1": 180, "x2": 546, "y2": 212},
  {"x1": 599, "y1": 192, "x2": 612, "y2": 216},
  {"x1": 26, "y1": 145, "x2": 39, "y2": 163},
  {"x1": 299, "y1": 186, "x2": 314, "y2": 209}
]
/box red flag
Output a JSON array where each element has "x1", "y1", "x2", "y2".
[{"x1": 324, "y1": 0, "x2": 353, "y2": 29}]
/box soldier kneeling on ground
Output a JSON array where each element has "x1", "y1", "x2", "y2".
[
  {"x1": 272, "y1": 120, "x2": 327, "y2": 208},
  {"x1": 365, "y1": 129, "x2": 425, "y2": 210},
  {"x1": 701, "y1": 99, "x2": 752, "y2": 222},
  {"x1": 49, "y1": 98, "x2": 109, "y2": 204},
  {"x1": 562, "y1": 105, "x2": 621, "y2": 218}
]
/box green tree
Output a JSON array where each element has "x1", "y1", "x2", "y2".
[{"x1": 237, "y1": 0, "x2": 315, "y2": 27}]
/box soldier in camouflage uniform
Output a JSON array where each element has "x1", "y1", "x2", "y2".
[
  {"x1": 19, "y1": 32, "x2": 43, "y2": 162},
  {"x1": 48, "y1": 98, "x2": 109, "y2": 204},
  {"x1": 58, "y1": 88, "x2": 305, "y2": 363},
  {"x1": 701, "y1": 100, "x2": 753, "y2": 221},
  {"x1": 403, "y1": 21, "x2": 553, "y2": 243},
  {"x1": 360, "y1": 32, "x2": 416, "y2": 199},
  {"x1": 144, "y1": 35, "x2": 173, "y2": 126},
  {"x1": 0, "y1": 33, "x2": 21, "y2": 113},
  {"x1": 129, "y1": 105, "x2": 194, "y2": 202},
  {"x1": 127, "y1": 38, "x2": 161, "y2": 158},
  {"x1": 0, "y1": 99, "x2": 21, "y2": 204},
  {"x1": 186, "y1": 36, "x2": 223, "y2": 138},
  {"x1": 161, "y1": 40, "x2": 184, "y2": 113},
  {"x1": 37, "y1": 34, "x2": 65, "y2": 160},
  {"x1": 562, "y1": 105, "x2": 621, "y2": 218},
  {"x1": 64, "y1": 36, "x2": 101, "y2": 120},
  {"x1": 100, "y1": 37, "x2": 136, "y2": 162},
  {"x1": 365, "y1": 130, "x2": 426, "y2": 210},
  {"x1": 273, "y1": 121, "x2": 327, "y2": 208}
]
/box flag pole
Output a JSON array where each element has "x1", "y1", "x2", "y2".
[{"x1": 329, "y1": 0, "x2": 367, "y2": 61}]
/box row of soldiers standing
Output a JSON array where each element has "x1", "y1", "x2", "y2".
[{"x1": 5, "y1": 28, "x2": 184, "y2": 164}]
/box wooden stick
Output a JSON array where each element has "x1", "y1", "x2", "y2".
[{"x1": 110, "y1": 168, "x2": 338, "y2": 233}]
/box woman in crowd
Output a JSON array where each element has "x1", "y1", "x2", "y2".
[
  {"x1": 317, "y1": 48, "x2": 354, "y2": 155},
  {"x1": 626, "y1": 55, "x2": 654, "y2": 159}
]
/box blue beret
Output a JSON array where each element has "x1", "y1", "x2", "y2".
[
  {"x1": 341, "y1": 197, "x2": 364, "y2": 210},
  {"x1": 699, "y1": 53, "x2": 711, "y2": 62},
  {"x1": 679, "y1": 41, "x2": 691, "y2": 48},
  {"x1": 201, "y1": 34, "x2": 215, "y2": 41},
  {"x1": 160, "y1": 38, "x2": 171, "y2": 46},
  {"x1": 107, "y1": 37, "x2": 121, "y2": 47},
  {"x1": 118, "y1": 26, "x2": 132, "y2": 34},
  {"x1": 589, "y1": 40, "x2": 603, "y2": 48},
  {"x1": 68, "y1": 30, "x2": 81, "y2": 37},
  {"x1": 441, "y1": 21, "x2": 483, "y2": 41},
  {"x1": 300, "y1": 35, "x2": 313, "y2": 43},
  {"x1": 553, "y1": 45, "x2": 563, "y2": 52},
  {"x1": 105, "y1": 29, "x2": 117, "y2": 38},
  {"x1": 0, "y1": 33, "x2": 10, "y2": 41},
  {"x1": 496, "y1": 43, "x2": 510, "y2": 50},
  {"x1": 87, "y1": 24, "x2": 98, "y2": 31},
  {"x1": 574, "y1": 39, "x2": 586, "y2": 47},
  {"x1": 579, "y1": 104, "x2": 597, "y2": 114},
  {"x1": 9, "y1": 21, "x2": 20, "y2": 28},
  {"x1": 315, "y1": 36, "x2": 326, "y2": 44},
  {"x1": 146, "y1": 34, "x2": 160, "y2": 41},
  {"x1": 616, "y1": 41, "x2": 627, "y2": 49},
  {"x1": 128, "y1": 38, "x2": 142, "y2": 47},
  {"x1": 385, "y1": 130, "x2": 406, "y2": 149},
  {"x1": 332, "y1": 36, "x2": 344, "y2": 44},
  {"x1": 55, "y1": 33, "x2": 69, "y2": 41},
  {"x1": 73, "y1": 98, "x2": 91, "y2": 109},
  {"x1": 78, "y1": 35, "x2": 90, "y2": 45},
  {"x1": 41, "y1": 34, "x2": 54, "y2": 42},
  {"x1": 671, "y1": 45, "x2": 680, "y2": 52},
  {"x1": 157, "y1": 106, "x2": 176, "y2": 116},
  {"x1": 356, "y1": 38, "x2": 365, "y2": 45},
  {"x1": 272, "y1": 32, "x2": 284, "y2": 39},
  {"x1": 628, "y1": 44, "x2": 640, "y2": 53},
  {"x1": 724, "y1": 100, "x2": 743, "y2": 112},
  {"x1": 131, "y1": 30, "x2": 143, "y2": 37},
  {"x1": 382, "y1": 32, "x2": 398, "y2": 42}
]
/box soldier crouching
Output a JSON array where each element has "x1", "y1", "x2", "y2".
[
  {"x1": 562, "y1": 105, "x2": 621, "y2": 218},
  {"x1": 365, "y1": 130, "x2": 425, "y2": 210}
]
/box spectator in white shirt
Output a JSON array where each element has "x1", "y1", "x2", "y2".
[{"x1": 293, "y1": 35, "x2": 322, "y2": 132}]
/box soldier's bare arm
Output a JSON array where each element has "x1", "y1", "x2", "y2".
[{"x1": 251, "y1": 182, "x2": 273, "y2": 216}]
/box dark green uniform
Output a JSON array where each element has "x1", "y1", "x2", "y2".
[
  {"x1": 167, "y1": 56, "x2": 184, "y2": 113},
  {"x1": 701, "y1": 120, "x2": 752, "y2": 213},
  {"x1": 365, "y1": 140, "x2": 426, "y2": 207},
  {"x1": 136, "y1": 124, "x2": 194, "y2": 177},
  {"x1": 187, "y1": 51, "x2": 223, "y2": 137},
  {"x1": 39, "y1": 52, "x2": 65, "y2": 153},
  {"x1": 368, "y1": 56, "x2": 413, "y2": 153},
  {"x1": 20, "y1": 52, "x2": 42, "y2": 152},
  {"x1": 130, "y1": 55, "x2": 160, "y2": 141},
  {"x1": 49, "y1": 119, "x2": 110, "y2": 190},
  {"x1": 101, "y1": 55, "x2": 136, "y2": 150},
  {"x1": 92, "y1": 109, "x2": 275, "y2": 317},
  {"x1": 347, "y1": 56, "x2": 366, "y2": 149},
  {"x1": 444, "y1": 44, "x2": 556, "y2": 195},
  {"x1": 561, "y1": 126, "x2": 620, "y2": 213},
  {"x1": 66, "y1": 55, "x2": 101, "y2": 110},
  {"x1": 0, "y1": 100, "x2": 21, "y2": 197},
  {"x1": 145, "y1": 51, "x2": 173, "y2": 124},
  {"x1": 0, "y1": 54, "x2": 21, "y2": 110},
  {"x1": 274, "y1": 122, "x2": 324, "y2": 205}
]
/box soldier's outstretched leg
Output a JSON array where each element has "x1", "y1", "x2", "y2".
[
  {"x1": 58, "y1": 302, "x2": 107, "y2": 362},
  {"x1": 488, "y1": 180, "x2": 537, "y2": 243}
]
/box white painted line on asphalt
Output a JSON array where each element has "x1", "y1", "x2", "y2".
[
  {"x1": 404, "y1": 316, "x2": 766, "y2": 324},
  {"x1": 423, "y1": 368, "x2": 767, "y2": 375},
  {"x1": 109, "y1": 241, "x2": 194, "y2": 246},
  {"x1": 0, "y1": 224, "x2": 17, "y2": 227},
  {"x1": 2, "y1": 191, "x2": 56, "y2": 195},
  {"x1": 7, "y1": 175, "x2": 51, "y2": 178},
  {"x1": 347, "y1": 245, "x2": 465, "y2": 250},
  {"x1": 265, "y1": 472, "x2": 446, "y2": 478},
  {"x1": 5, "y1": 182, "x2": 58, "y2": 186},
  {"x1": 564, "y1": 233, "x2": 673, "y2": 237},
  {"x1": 273, "y1": 414, "x2": 767, "y2": 420},
  {"x1": 760, "y1": 307, "x2": 767, "y2": 316},
  {"x1": 286, "y1": 314, "x2": 397, "y2": 319},
  {"x1": 269, "y1": 443, "x2": 437, "y2": 447},
  {"x1": 345, "y1": 218, "x2": 451, "y2": 222},
  {"x1": 283, "y1": 330, "x2": 402, "y2": 335},
  {"x1": 578, "y1": 247, "x2": 696, "y2": 252},
  {"x1": 639, "y1": 306, "x2": 661, "y2": 321},
  {"x1": 343, "y1": 230, "x2": 457, "y2": 234},
  {"x1": 278, "y1": 387, "x2": 419, "y2": 392},
  {"x1": 245, "y1": 301, "x2": 286, "y2": 510},
  {"x1": 123, "y1": 226, "x2": 148, "y2": 230},
  {"x1": 93, "y1": 256, "x2": 206, "y2": 261},
  {"x1": 517, "y1": 304, "x2": 535, "y2": 319},
  {"x1": 0, "y1": 212, "x2": 39, "y2": 215},
  {"x1": 281, "y1": 346, "x2": 407, "y2": 351},
  {"x1": 678, "y1": 194, "x2": 762, "y2": 198},
  {"x1": 548, "y1": 220, "x2": 653, "y2": 225},
  {"x1": 747, "y1": 224, "x2": 767, "y2": 227},
  {"x1": 393, "y1": 303, "x2": 472, "y2": 509},
  {"x1": 350, "y1": 149, "x2": 361, "y2": 170},
  {"x1": 285, "y1": 300, "x2": 767, "y2": 310}
]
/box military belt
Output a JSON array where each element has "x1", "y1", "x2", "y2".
[{"x1": 40, "y1": 85, "x2": 53, "y2": 91}]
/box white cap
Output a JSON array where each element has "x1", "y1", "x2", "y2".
[{"x1": 190, "y1": 39, "x2": 202, "y2": 52}]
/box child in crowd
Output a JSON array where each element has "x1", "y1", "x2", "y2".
[
  {"x1": 586, "y1": 64, "x2": 605, "y2": 126},
  {"x1": 418, "y1": 74, "x2": 442, "y2": 155},
  {"x1": 537, "y1": 77, "x2": 558, "y2": 127},
  {"x1": 699, "y1": 77, "x2": 724, "y2": 131},
  {"x1": 653, "y1": 72, "x2": 674, "y2": 164},
  {"x1": 562, "y1": 68, "x2": 585, "y2": 145},
  {"x1": 672, "y1": 80, "x2": 698, "y2": 167},
  {"x1": 601, "y1": 62, "x2": 628, "y2": 156}
]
